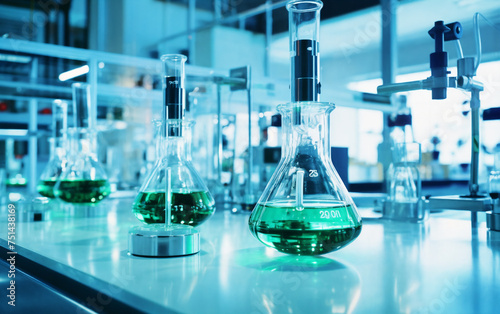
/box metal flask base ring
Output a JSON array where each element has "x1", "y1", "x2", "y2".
[{"x1": 128, "y1": 224, "x2": 200, "y2": 257}]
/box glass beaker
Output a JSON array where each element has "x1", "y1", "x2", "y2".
[
  {"x1": 383, "y1": 142, "x2": 427, "y2": 222},
  {"x1": 132, "y1": 54, "x2": 215, "y2": 227},
  {"x1": 249, "y1": 102, "x2": 362, "y2": 255},
  {"x1": 54, "y1": 83, "x2": 111, "y2": 203},
  {"x1": 37, "y1": 99, "x2": 68, "y2": 198}
]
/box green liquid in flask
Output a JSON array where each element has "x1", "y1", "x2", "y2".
[
  {"x1": 37, "y1": 179, "x2": 57, "y2": 198},
  {"x1": 55, "y1": 179, "x2": 111, "y2": 203},
  {"x1": 132, "y1": 191, "x2": 215, "y2": 226},
  {"x1": 249, "y1": 201, "x2": 362, "y2": 255}
]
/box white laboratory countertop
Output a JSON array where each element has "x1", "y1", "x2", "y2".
[{"x1": 1, "y1": 198, "x2": 499, "y2": 314}]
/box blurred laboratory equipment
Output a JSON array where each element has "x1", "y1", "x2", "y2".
[
  {"x1": 37, "y1": 100, "x2": 68, "y2": 198},
  {"x1": 5, "y1": 139, "x2": 28, "y2": 187},
  {"x1": 227, "y1": 66, "x2": 255, "y2": 212},
  {"x1": 387, "y1": 95, "x2": 414, "y2": 144},
  {"x1": 259, "y1": 112, "x2": 282, "y2": 192},
  {"x1": 132, "y1": 54, "x2": 215, "y2": 227},
  {"x1": 383, "y1": 142, "x2": 427, "y2": 222},
  {"x1": 249, "y1": 0, "x2": 362, "y2": 255},
  {"x1": 137, "y1": 118, "x2": 163, "y2": 183},
  {"x1": 129, "y1": 54, "x2": 204, "y2": 257},
  {"x1": 487, "y1": 146, "x2": 500, "y2": 231},
  {"x1": 186, "y1": 70, "x2": 252, "y2": 213},
  {"x1": 0, "y1": 168, "x2": 6, "y2": 205},
  {"x1": 377, "y1": 19, "x2": 495, "y2": 228},
  {"x1": 54, "y1": 83, "x2": 111, "y2": 203},
  {"x1": 18, "y1": 196, "x2": 51, "y2": 222},
  {"x1": 382, "y1": 95, "x2": 428, "y2": 222},
  {"x1": 489, "y1": 154, "x2": 500, "y2": 200},
  {"x1": 384, "y1": 95, "x2": 419, "y2": 191}
]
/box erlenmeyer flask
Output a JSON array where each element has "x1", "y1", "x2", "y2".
[
  {"x1": 38, "y1": 99, "x2": 68, "y2": 198},
  {"x1": 249, "y1": 0, "x2": 361, "y2": 255},
  {"x1": 54, "y1": 83, "x2": 111, "y2": 203},
  {"x1": 132, "y1": 54, "x2": 215, "y2": 227},
  {"x1": 133, "y1": 120, "x2": 215, "y2": 226},
  {"x1": 249, "y1": 102, "x2": 362, "y2": 255}
]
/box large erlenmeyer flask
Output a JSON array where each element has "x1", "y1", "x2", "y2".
[
  {"x1": 249, "y1": 0, "x2": 361, "y2": 255},
  {"x1": 249, "y1": 102, "x2": 362, "y2": 255}
]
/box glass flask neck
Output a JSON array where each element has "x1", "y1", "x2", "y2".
[
  {"x1": 165, "y1": 137, "x2": 187, "y2": 161},
  {"x1": 161, "y1": 54, "x2": 186, "y2": 123},
  {"x1": 49, "y1": 137, "x2": 67, "y2": 160},
  {"x1": 278, "y1": 102, "x2": 334, "y2": 159},
  {"x1": 161, "y1": 120, "x2": 193, "y2": 161},
  {"x1": 287, "y1": 0, "x2": 323, "y2": 102},
  {"x1": 390, "y1": 125, "x2": 414, "y2": 144},
  {"x1": 52, "y1": 99, "x2": 68, "y2": 138},
  {"x1": 72, "y1": 83, "x2": 95, "y2": 129},
  {"x1": 68, "y1": 128, "x2": 98, "y2": 159},
  {"x1": 391, "y1": 142, "x2": 421, "y2": 166}
]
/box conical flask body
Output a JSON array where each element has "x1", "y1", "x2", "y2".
[
  {"x1": 38, "y1": 138, "x2": 68, "y2": 198},
  {"x1": 38, "y1": 99, "x2": 69, "y2": 198},
  {"x1": 54, "y1": 128, "x2": 111, "y2": 203},
  {"x1": 132, "y1": 121, "x2": 215, "y2": 226},
  {"x1": 249, "y1": 102, "x2": 362, "y2": 255}
]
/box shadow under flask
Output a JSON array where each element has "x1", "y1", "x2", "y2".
[
  {"x1": 249, "y1": 102, "x2": 362, "y2": 255},
  {"x1": 132, "y1": 54, "x2": 215, "y2": 227},
  {"x1": 54, "y1": 83, "x2": 111, "y2": 203},
  {"x1": 37, "y1": 99, "x2": 68, "y2": 198}
]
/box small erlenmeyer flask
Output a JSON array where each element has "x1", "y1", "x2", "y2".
[
  {"x1": 249, "y1": 102, "x2": 362, "y2": 255},
  {"x1": 38, "y1": 99, "x2": 68, "y2": 198},
  {"x1": 54, "y1": 83, "x2": 111, "y2": 203},
  {"x1": 132, "y1": 54, "x2": 215, "y2": 227}
]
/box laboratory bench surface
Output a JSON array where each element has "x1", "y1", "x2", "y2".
[{"x1": 1, "y1": 197, "x2": 499, "y2": 314}]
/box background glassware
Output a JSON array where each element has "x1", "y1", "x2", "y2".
[
  {"x1": 54, "y1": 83, "x2": 111, "y2": 204},
  {"x1": 489, "y1": 148, "x2": 500, "y2": 200},
  {"x1": 383, "y1": 142, "x2": 427, "y2": 222},
  {"x1": 37, "y1": 99, "x2": 68, "y2": 198},
  {"x1": 0, "y1": 168, "x2": 6, "y2": 205}
]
